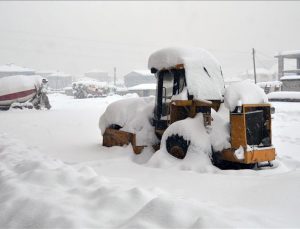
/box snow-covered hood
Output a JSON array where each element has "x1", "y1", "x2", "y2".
[
  {"x1": 148, "y1": 47, "x2": 225, "y2": 101},
  {"x1": 99, "y1": 97, "x2": 158, "y2": 146},
  {"x1": 224, "y1": 80, "x2": 268, "y2": 111}
]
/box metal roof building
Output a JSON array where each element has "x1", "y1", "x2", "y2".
[{"x1": 275, "y1": 50, "x2": 300, "y2": 91}]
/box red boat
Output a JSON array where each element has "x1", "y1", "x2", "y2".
[{"x1": 0, "y1": 75, "x2": 42, "y2": 108}]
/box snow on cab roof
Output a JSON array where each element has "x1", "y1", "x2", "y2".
[
  {"x1": 148, "y1": 47, "x2": 225, "y2": 100},
  {"x1": 0, "y1": 64, "x2": 35, "y2": 73}
]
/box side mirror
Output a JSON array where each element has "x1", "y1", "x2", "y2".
[
  {"x1": 270, "y1": 107, "x2": 275, "y2": 114},
  {"x1": 151, "y1": 68, "x2": 158, "y2": 74}
]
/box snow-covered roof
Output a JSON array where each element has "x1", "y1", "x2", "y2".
[
  {"x1": 128, "y1": 83, "x2": 156, "y2": 91},
  {"x1": 131, "y1": 70, "x2": 154, "y2": 77},
  {"x1": 148, "y1": 47, "x2": 225, "y2": 100},
  {"x1": 280, "y1": 75, "x2": 300, "y2": 80},
  {"x1": 0, "y1": 64, "x2": 35, "y2": 73},
  {"x1": 116, "y1": 87, "x2": 128, "y2": 92},
  {"x1": 48, "y1": 71, "x2": 71, "y2": 78},
  {"x1": 275, "y1": 50, "x2": 300, "y2": 58}
]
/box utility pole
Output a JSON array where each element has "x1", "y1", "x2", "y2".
[
  {"x1": 252, "y1": 48, "x2": 257, "y2": 84},
  {"x1": 113, "y1": 67, "x2": 116, "y2": 86}
]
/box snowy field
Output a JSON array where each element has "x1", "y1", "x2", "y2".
[{"x1": 1, "y1": 93, "x2": 300, "y2": 228}]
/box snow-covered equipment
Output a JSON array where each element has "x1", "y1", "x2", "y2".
[
  {"x1": 0, "y1": 75, "x2": 51, "y2": 110},
  {"x1": 100, "y1": 47, "x2": 276, "y2": 169},
  {"x1": 30, "y1": 79, "x2": 51, "y2": 110},
  {"x1": 72, "y1": 80, "x2": 109, "y2": 99}
]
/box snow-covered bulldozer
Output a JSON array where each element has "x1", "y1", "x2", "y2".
[{"x1": 100, "y1": 47, "x2": 276, "y2": 169}]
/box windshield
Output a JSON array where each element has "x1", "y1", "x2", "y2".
[
  {"x1": 154, "y1": 69, "x2": 186, "y2": 121},
  {"x1": 162, "y1": 72, "x2": 174, "y2": 116}
]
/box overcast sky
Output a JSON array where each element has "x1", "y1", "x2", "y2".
[{"x1": 0, "y1": 1, "x2": 299, "y2": 79}]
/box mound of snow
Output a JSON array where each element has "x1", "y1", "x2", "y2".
[
  {"x1": 224, "y1": 80, "x2": 268, "y2": 111},
  {"x1": 0, "y1": 134, "x2": 154, "y2": 228},
  {"x1": 1, "y1": 134, "x2": 280, "y2": 228},
  {"x1": 148, "y1": 112, "x2": 230, "y2": 173},
  {"x1": 99, "y1": 97, "x2": 158, "y2": 146},
  {"x1": 148, "y1": 47, "x2": 225, "y2": 101},
  {"x1": 210, "y1": 105, "x2": 231, "y2": 152}
]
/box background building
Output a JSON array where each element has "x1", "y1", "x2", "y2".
[
  {"x1": 275, "y1": 50, "x2": 300, "y2": 91},
  {"x1": 127, "y1": 83, "x2": 156, "y2": 97},
  {"x1": 123, "y1": 70, "x2": 155, "y2": 87},
  {"x1": 46, "y1": 71, "x2": 72, "y2": 90}
]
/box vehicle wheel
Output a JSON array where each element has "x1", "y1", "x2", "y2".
[{"x1": 166, "y1": 134, "x2": 190, "y2": 159}]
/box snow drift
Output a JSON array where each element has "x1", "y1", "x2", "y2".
[
  {"x1": 148, "y1": 47, "x2": 225, "y2": 101},
  {"x1": 148, "y1": 111, "x2": 230, "y2": 172},
  {"x1": 1, "y1": 134, "x2": 280, "y2": 228},
  {"x1": 1, "y1": 93, "x2": 300, "y2": 228},
  {"x1": 0, "y1": 135, "x2": 292, "y2": 229}
]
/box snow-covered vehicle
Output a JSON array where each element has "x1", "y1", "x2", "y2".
[
  {"x1": 72, "y1": 82, "x2": 109, "y2": 99},
  {"x1": 100, "y1": 47, "x2": 276, "y2": 169},
  {"x1": 0, "y1": 75, "x2": 51, "y2": 110}
]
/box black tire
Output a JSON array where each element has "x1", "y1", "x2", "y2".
[{"x1": 166, "y1": 134, "x2": 190, "y2": 159}]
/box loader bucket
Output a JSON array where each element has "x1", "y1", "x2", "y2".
[{"x1": 102, "y1": 128, "x2": 144, "y2": 154}]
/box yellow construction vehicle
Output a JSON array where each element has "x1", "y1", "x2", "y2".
[{"x1": 101, "y1": 47, "x2": 275, "y2": 169}]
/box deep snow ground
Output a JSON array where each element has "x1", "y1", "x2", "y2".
[{"x1": 1, "y1": 93, "x2": 300, "y2": 228}]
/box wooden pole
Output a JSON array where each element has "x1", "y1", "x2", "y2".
[{"x1": 252, "y1": 48, "x2": 257, "y2": 84}]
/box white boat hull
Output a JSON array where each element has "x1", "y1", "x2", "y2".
[{"x1": 0, "y1": 75, "x2": 42, "y2": 106}]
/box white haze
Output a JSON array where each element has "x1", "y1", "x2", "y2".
[{"x1": 0, "y1": 1, "x2": 299, "y2": 79}]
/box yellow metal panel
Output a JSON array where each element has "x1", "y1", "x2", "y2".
[
  {"x1": 102, "y1": 128, "x2": 144, "y2": 154},
  {"x1": 244, "y1": 148, "x2": 276, "y2": 164},
  {"x1": 221, "y1": 147, "x2": 276, "y2": 164},
  {"x1": 230, "y1": 114, "x2": 247, "y2": 148}
]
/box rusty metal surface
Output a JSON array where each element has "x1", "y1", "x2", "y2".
[
  {"x1": 103, "y1": 128, "x2": 134, "y2": 147},
  {"x1": 102, "y1": 128, "x2": 145, "y2": 154}
]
